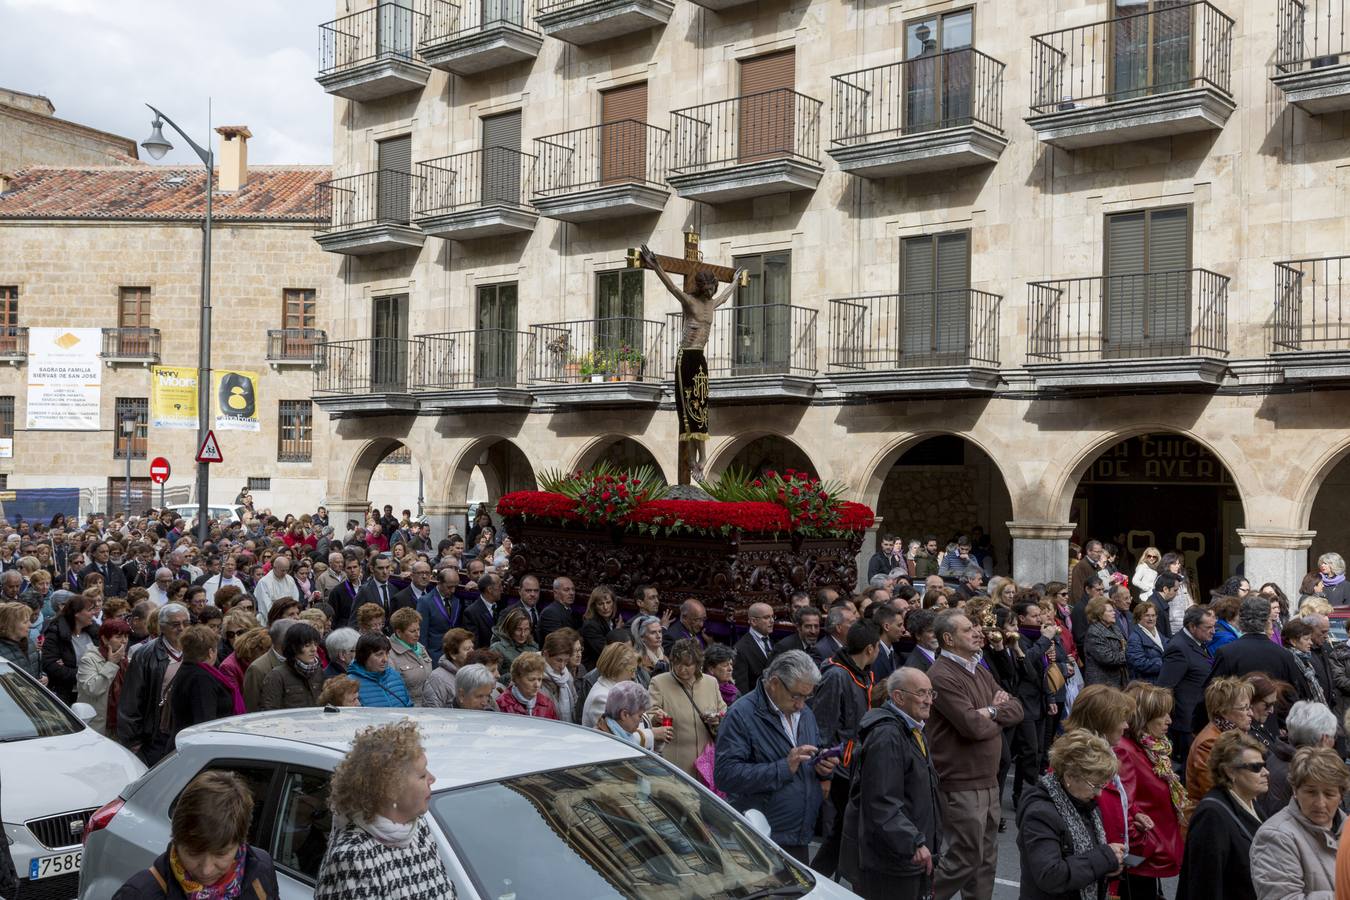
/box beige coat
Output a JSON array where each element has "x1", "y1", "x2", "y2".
[
  {"x1": 389, "y1": 639, "x2": 432, "y2": 706},
  {"x1": 648, "y1": 672, "x2": 727, "y2": 776},
  {"x1": 75, "y1": 647, "x2": 120, "y2": 736},
  {"x1": 1250, "y1": 799, "x2": 1342, "y2": 900}
]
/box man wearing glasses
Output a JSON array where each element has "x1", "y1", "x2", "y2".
[
  {"x1": 839, "y1": 667, "x2": 943, "y2": 900},
  {"x1": 117, "y1": 603, "x2": 191, "y2": 766}
]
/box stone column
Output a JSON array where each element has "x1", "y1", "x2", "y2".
[
  {"x1": 422, "y1": 502, "x2": 455, "y2": 545},
  {"x1": 1007, "y1": 521, "x2": 1076, "y2": 586},
  {"x1": 856, "y1": 518, "x2": 883, "y2": 592},
  {"x1": 323, "y1": 499, "x2": 370, "y2": 529},
  {"x1": 1238, "y1": 529, "x2": 1314, "y2": 595}
]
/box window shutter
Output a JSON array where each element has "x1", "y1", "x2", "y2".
[
  {"x1": 1146, "y1": 206, "x2": 1191, "y2": 349},
  {"x1": 481, "y1": 112, "x2": 522, "y2": 204},
  {"x1": 1105, "y1": 211, "x2": 1147, "y2": 354},
  {"x1": 900, "y1": 236, "x2": 934, "y2": 361},
  {"x1": 934, "y1": 232, "x2": 970, "y2": 360},
  {"x1": 739, "y1": 50, "x2": 796, "y2": 162},
  {"x1": 602, "y1": 83, "x2": 648, "y2": 184},
  {"x1": 376, "y1": 135, "x2": 412, "y2": 223}
]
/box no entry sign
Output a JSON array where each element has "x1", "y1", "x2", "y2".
[{"x1": 149, "y1": 457, "x2": 171, "y2": 484}]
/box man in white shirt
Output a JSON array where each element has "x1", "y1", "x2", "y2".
[
  {"x1": 146, "y1": 568, "x2": 174, "y2": 607},
  {"x1": 202, "y1": 554, "x2": 246, "y2": 605},
  {"x1": 252, "y1": 555, "x2": 300, "y2": 623}
]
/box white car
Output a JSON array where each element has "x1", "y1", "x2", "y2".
[
  {"x1": 0, "y1": 658, "x2": 145, "y2": 899},
  {"x1": 162, "y1": 503, "x2": 245, "y2": 525},
  {"x1": 80, "y1": 708, "x2": 860, "y2": 900}
]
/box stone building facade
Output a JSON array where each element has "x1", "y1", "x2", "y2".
[
  {"x1": 311, "y1": 0, "x2": 1350, "y2": 592},
  {"x1": 0, "y1": 88, "x2": 140, "y2": 174}
]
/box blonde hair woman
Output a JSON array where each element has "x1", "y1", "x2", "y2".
[
  {"x1": 1133, "y1": 547, "x2": 1162, "y2": 597},
  {"x1": 1186, "y1": 676, "x2": 1255, "y2": 804}
]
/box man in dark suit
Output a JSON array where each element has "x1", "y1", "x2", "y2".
[
  {"x1": 419, "y1": 568, "x2": 462, "y2": 666},
  {"x1": 903, "y1": 609, "x2": 939, "y2": 672},
  {"x1": 866, "y1": 535, "x2": 901, "y2": 582},
  {"x1": 354, "y1": 555, "x2": 397, "y2": 625},
  {"x1": 1148, "y1": 572, "x2": 1180, "y2": 641},
  {"x1": 1158, "y1": 604, "x2": 1215, "y2": 767},
  {"x1": 328, "y1": 555, "x2": 364, "y2": 630},
  {"x1": 514, "y1": 575, "x2": 544, "y2": 644},
  {"x1": 664, "y1": 599, "x2": 710, "y2": 653},
  {"x1": 869, "y1": 606, "x2": 902, "y2": 683},
  {"x1": 733, "y1": 602, "x2": 777, "y2": 695},
  {"x1": 539, "y1": 575, "x2": 578, "y2": 642},
  {"x1": 392, "y1": 561, "x2": 434, "y2": 617},
  {"x1": 816, "y1": 605, "x2": 855, "y2": 664},
  {"x1": 82, "y1": 541, "x2": 128, "y2": 597},
  {"x1": 1202, "y1": 595, "x2": 1314, "y2": 733},
  {"x1": 1009, "y1": 600, "x2": 1062, "y2": 808},
  {"x1": 773, "y1": 606, "x2": 824, "y2": 667},
  {"x1": 463, "y1": 572, "x2": 504, "y2": 648}
]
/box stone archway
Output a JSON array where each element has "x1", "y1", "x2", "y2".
[
  {"x1": 707, "y1": 433, "x2": 818, "y2": 481},
  {"x1": 568, "y1": 435, "x2": 670, "y2": 482},
  {"x1": 337, "y1": 437, "x2": 426, "y2": 520}
]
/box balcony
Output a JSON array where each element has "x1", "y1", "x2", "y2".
[
  {"x1": 266, "y1": 328, "x2": 327, "y2": 369},
  {"x1": 532, "y1": 121, "x2": 670, "y2": 222},
  {"x1": 664, "y1": 305, "x2": 818, "y2": 401},
  {"x1": 1026, "y1": 2, "x2": 1235, "y2": 150},
  {"x1": 100, "y1": 328, "x2": 160, "y2": 366},
  {"x1": 317, "y1": 5, "x2": 431, "y2": 101},
  {"x1": 530, "y1": 317, "x2": 665, "y2": 406},
  {"x1": 534, "y1": 0, "x2": 673, "y2": 45},
  {"x1": 1272, "y1": 0, "x2": 1350, "y2": 113},
  {"x1": 828, "y1": 50, "x2": 1008, "y2": 178},
  {"x1": 1273, "y1": 256, "x2": 1350, "y2": 380},
  {"x1": 419, "y1": 0, "x2": 542, "y2": 75},
  {"x1": 668, "y1": 90, "x2": 825, "y2": 203},
  {"x1": 826, "y1": 291, "x2": 1001, "y2": 394},
  {"x1": 412, "y1": 329, "x2": 535, "y2": 409},
  {"x1": 1025, "y1": 269, "x2": 1229, "y2": 391},
  {"x1": 0, "y1": 327, "x2": 28, "y2": 366},
  {"x1": 313, "y1": 338, "x2": 419, "y2": 417},
  {"x1": 314, "y1": 171, "x2": 426, "y2": 255},
  {"x1": 414, "y1": 149, "x2": 538, "y2": 239}
]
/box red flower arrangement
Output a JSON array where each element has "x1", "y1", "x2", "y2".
[
  {"x1": 623, "y1": 499, "x2": 791, "y2": 535},
  {"x1": 496, "y1": 491, "x2": 578, "y2": 521}
]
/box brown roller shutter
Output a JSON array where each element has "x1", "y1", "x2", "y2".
[
  {"x1": 739, "y1": 49, "x2": 795, "y2": 163},
  {"x1": 481, "y1": 111, "x2": 522, "y2": 204},
  {"x1": 601, "y1": 82, "x2": 648, "y2": 185}
]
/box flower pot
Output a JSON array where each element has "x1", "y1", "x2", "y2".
[
  {"x1": 564, "y1": 362, "x2": 581, "y2": 383},
  {"x1": 590, "y1": 374, "x2": 606, "y2": 383}
]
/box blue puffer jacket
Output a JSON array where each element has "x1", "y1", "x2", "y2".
[
  {"x1": 347, "y1": 661, "x2": 413, "y2": 708},
  {"x1": 714, "y1": 681, "x2": 823, "y2": 847}
]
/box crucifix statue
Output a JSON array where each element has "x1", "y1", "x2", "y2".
[{"x1": 629, "y1": 229, "x2": 747, "y2": 485}]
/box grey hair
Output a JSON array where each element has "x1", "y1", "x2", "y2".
[
  {"x1": 884, "y1": 666, "x2": 924, "y2": 695},
  {"x1": 868, "y1": 573, "x2": 890, "y2": 588},
  {"x1": 455, "y1": 663, "x2": 495, "y2": 699},
  {"x1": 1319, "y1": 552, "x2": 1346, "y2": 577},
  {"x1": 1287, "y1": 701, "x2": 1338, "y2": 747},
  {"x1": 268, "y1": 618, "x2": 296, "y2": 647},
  {"x1": 629, "y1": 614, "x2": 658, "y2": 643},
  {"x1": 964, "y1": 564, "x2": 984, "y2": 581},
  {"x1": 604, "y1": 679, "x2": 651, "y2": 719},
  {"x1": 1302, "y1": 613, "x2": 1330, "y2": 628},
  {"x1": 763, "y1": 649, "x2": 822, "y2": 690},
  {"x1": 155, "y1": 567, "x2": 172, "y2": 580},
  {"x1": 826, "y1": 606, "x2": 850, "y2": 631},
  {"x1": 1238, "y1": 595, "x2": 1273, "y2": 635},
  {"x1": 157, "y1": 602, "x2": 188, "y2": 625},
  {"x1": 0, "y1": 570, "x2": 21, "y2": 585},
  {"x1": 325, "y1": 627, "x2": 359, "y2": 658}
]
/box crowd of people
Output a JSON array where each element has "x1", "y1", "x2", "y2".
[{"x1": 5, "y1": 505, "x2": 1350, "y2": 898}]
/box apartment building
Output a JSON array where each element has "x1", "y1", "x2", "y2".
[{"x1": 312, "y1": 0, "x2": 1350, "y2": 590}]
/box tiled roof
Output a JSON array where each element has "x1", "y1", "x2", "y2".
[{"x1": 0, "y1": 165, "x2": 332, "y2": 222}]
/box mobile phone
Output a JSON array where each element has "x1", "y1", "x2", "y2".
[
  {"x1": 807, "y1": 744, "x2": 844, "y2": 767},
  {"x1": 1122, "y1": 854, "x2": 1145, "y2": 868}
]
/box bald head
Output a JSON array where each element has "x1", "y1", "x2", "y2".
[
  {"x1": 748, "y1": 602, "x2": 775, "y2": 637},
  {"x1": 887, "y1": 666, "x2": 934, "y2": 722}
]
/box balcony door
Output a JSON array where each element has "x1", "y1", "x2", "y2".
[
  {"x1": 371, "y1": 294, "x2": 408, "y2": 392},
  {"x1": 476, "y1": 283, "x2": 518, "y2": 387},
  {"x1": 483, "y1": 0, "x2": 524, "y2": 27},
  {"x1": 596, "y1": 270, "x2": 644, "y2": 362},
  {"x1": 600, "y1": 82, "x2": 648, "y2": 185},
  {"x1": 1103, "y1": 206, "x2": 1191, "y2": 358},
  {"x1": 732, "y1": 252, "x2": 791, "y2": 376},
  {"x1": 118, "y1": 286, "x2": 152, "y2": 356},
  {"x1": 738, "y1": 49, "x2": 795, "y2": 163},
  {"x1": 377, "y1": 135, "x2": 412, "y2": 224},
  {"x1": 377, "y1": 0, "x2": 416, "y2": 60},
  {"x1": 904, "y1": 9, "x2": 974, "y2": 132},
  {"x1": 1111, "y1": 0, "x2": 1193, "y2": 101},
  {"x1": 481, "y1": 111, "x2": 522, "y2": 206},
  {"x1": 900, "y1": 232, "x2": 970, "y2": 367}
]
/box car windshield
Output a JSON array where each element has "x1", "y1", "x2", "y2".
[
  {"x1": 431, "y1": 756, "x2": 812, "y2": 900},
  {"x1": 0, "y1": 662, "x2": 81, "y2": 742}
]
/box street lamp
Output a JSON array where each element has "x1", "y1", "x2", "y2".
[
  {"x1": 121, "y1": 414, "x2": 137, "y2": 515},
  {"x1": 141, "y1": 104, "x2": 213, "y2": 545}
]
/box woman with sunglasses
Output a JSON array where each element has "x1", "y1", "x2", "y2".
[
  {"x1": 1132, "y1": 547, "x2": 1162, "y2": 601},
  {"x1": 1177, "y1": 730, "x2": 1267, "y2": 900}
]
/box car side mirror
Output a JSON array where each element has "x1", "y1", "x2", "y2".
[
  {"x1": 743, "y1": 809, "x2": 772, "y2": 839},
  {"x1": 71, "y1": 702, "x2": 97, "y2": 724}
]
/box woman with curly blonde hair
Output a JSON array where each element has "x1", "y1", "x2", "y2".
[{"x1": 314, "y1": 720, "x2": 455, "y2": 899}]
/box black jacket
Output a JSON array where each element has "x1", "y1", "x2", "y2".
[
  {"x1": 1013, "y1": 633, "x2": 1056, "y2": 721},
  {"x1": 1309, "y1": 643, "x2": 1339, "y2": 711},
  {"x1": 1200, "y1": 634, "x2": 1313, "y2": 731},
  {"x1": 117, "y1": 638, "x2": 173, "y2": 764},
  {"x1": 81, "y1": 561, "x2": 128, "y2": 597},
  {"x1": 41, "y1": 615, "x2": 100, "y2": 704},
  {"x1": 538, "y1": 600, "x2": 578, "y2": 643},
  {"x1": 355, "y1": 578, "x2": 397, "y2": 618},
  {"x1": 1015, "y1": 779, "x2": 1118, "y2": 900},
  {"x1": 1177, "y1": 788, "x2": 1262, "y2": 900},
  {"x1": 809, "y1": 652, "x2": 873, "y2": 772},
  {"x1": 772, "y1": 632, "x2": 824, "y2": 667},
  {"x1": 839, "y1": 705, "x2": 942, "y2": 882},
  {"x1": 463, "y1": 597, "x2": 502, "y2": 650},
  {"x1": 732, "y1": 631, "x2": 774, "y2": 696},
  {"x1": 663, "y1": 620, "x2": 709, "y2": 655},
  {"x1": 903, "y1": 646, "x2": 935, "y2": 672},
  {"x1": 390, "y1": 584, "x2": 425, "y2": 618},
  {"x1": 112, "y1": 845, "x2": 280, "y2": 899},
  {"x1": 168, "y1": 662, "x2": 234, "y2": 736},
  {"x1": 328, "y1": 579, "x2": 361, "y2": 630},
  {"x1": 1157, "y1": 629, "x2": 1211, "y2": 735}
]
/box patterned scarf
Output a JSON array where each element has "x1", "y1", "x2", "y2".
[
  {"x1": 1214, "y1": 715, "x2": 1237, "y2": 733},
  {"x1": 1039, "y1": 773, "x2": 1107, "y2": 900},
  {"x1": 1139, "y1": 733, "x2": 1187, "y2": 823},
  {"x1": 169, "y1": 843, "x2": 246, "y2": 900}
]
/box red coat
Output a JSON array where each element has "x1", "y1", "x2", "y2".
[
  {"x1": 1115, "y1": 737, "x2": 1184, "y2": 877},
  {"x1": 497, "y1": 688, "x2": 558, "y2": 719}
]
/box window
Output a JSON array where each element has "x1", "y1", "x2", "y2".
[
  {"x1": 117, "y1": 287, "x2": 153, "y2": 357},
  {"x1": 385, "y1": 446, "x2": 412, "y2": 465},
  {"x1": 476, "y1": 283, "x2": 519, "y2": 386},
  {"x1": 377, "y1": 135, "x2": 413, "y2": 224},
  {"x1": 113, "y1": 397, "x2": 148, "y2": 460},
  {"x1": 180, "y1": 762, "x2": 276, "y2": 847},
  {"x1": 596, "y1": 270, "x2": 643, "y2": 354},
  {"x1": 371, "y1": 294, "x2": 408, "y2": 392},
  {"x1": 272, "y1": 769, "x2": 332, "y2": 883},
  {"x1": 0, "y1": 287, "x2": 17, "y2": 328},
  {"x1": 731, "y1": 252, "x2": 792, "y2": 374},
  {"x1": 904, "y1": 8, "x2": 974, "y2": 129},
  {"x1": 0, "y1": 396, "x2": 13, "y2": 439},
  {"x1": 283, "y1": 289, "x2": 316, "y2": 330},
  {"x1": 1104, "y1": 205, "x2": 1191, "y2": 357},
  {"x1": 247, "y1": 477, "x2": 272, "y2": 492},
  {"x1": 278, "y1": 400, "x2": 313, "y2": 463},
  {"x1": 899, "y1": 231, "x2": 971, "y2": 365},
  {"x1": 0, "y1": 475, "x2": 8, "y2": 490},
  {"x1": 738, "y1": 50, "x2": 796, "y2": 163},
  {"x1": 481, "y1": 112, "x2": 522, "y2": 205},
  {"x1": 1113, "y1": 0, "x2": 1192, "y2": 100}
]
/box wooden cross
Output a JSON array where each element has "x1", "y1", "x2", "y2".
[{"x1": 627, "y1": 229, "x2": 749, "y2": 290}]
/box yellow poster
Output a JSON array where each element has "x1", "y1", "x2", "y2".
[
  {"x1": 214, "y1": 370, "x2": 259, "y2": 432},
  {"x1": 150, "y1": 366, "x2": 198, "y2": 430}
]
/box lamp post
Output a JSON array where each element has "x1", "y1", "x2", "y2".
[
  {"x1": 141, "y1": 105, "x2": 212, "y2": 545},
  {"x1": 121, "y1": 414, "x2": 136, "y2": 515}
]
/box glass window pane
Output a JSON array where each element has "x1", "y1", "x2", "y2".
[
  {"x1": 942, "y1": 11, "x2": 972, "y2": 49},
  {"x1": 273, "y1": 770, "x2": 331, "y2": 882},
  {"x1": 906, "y1": 18, "x2": 938, "y2": 58}
]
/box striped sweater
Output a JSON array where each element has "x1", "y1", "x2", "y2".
[{"x1": 313, "y1": 819, "x2": 456, "y2": 900}]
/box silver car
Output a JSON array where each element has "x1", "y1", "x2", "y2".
[{"x1": 80, "y1": 707, "x2": 860, "y2": 899}]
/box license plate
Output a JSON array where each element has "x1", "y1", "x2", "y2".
[{"x1": 29, "y1": 850, "x2": 81, "y2": 880}]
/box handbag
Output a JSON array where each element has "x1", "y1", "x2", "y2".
[{"x1": 694, "y1": 741, "x2": 724, "y2": 797}]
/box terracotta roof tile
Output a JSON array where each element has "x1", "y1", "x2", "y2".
[{"x1": 0, "y1": 165, "x2": 332, "y2": 222}]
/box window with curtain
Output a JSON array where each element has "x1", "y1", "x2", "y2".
[
  {"x1": 476, "y1": 282, "x2": 519, "y2": 386},
  {"x1": 1112, "y1": 0, "x2": 1193, "y2": 101},
  {"x1": 732, "y1": 252, "x2": 792, "y2": 375},
  {"x1": 0, "y1": 397, "x2": 13, "y2": 439},
  {"x1": 595, "y1": 269, "x2": 644, "y2": 358}
]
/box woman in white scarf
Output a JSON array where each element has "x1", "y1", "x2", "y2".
[{"x1": 540, "y1": 627, "x2": 582, "y2": 723}]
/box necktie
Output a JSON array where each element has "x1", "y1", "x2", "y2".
[
  {"x1": 380, "y1": 583, "x2": 388, "y2": 609},
  {"x1": 911, "y1": 727, "x2": 928, "y2": 758},
  {"x1": 530, "y1": 607, "x2": 539, "y2": 629},
  {"x1": 761, "y1": 636, "x2": 773, "y2": 657}
]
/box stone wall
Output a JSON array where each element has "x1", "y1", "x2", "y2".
[{"x1": 0, "y1": 96, "x2": 139, "y2": 172}]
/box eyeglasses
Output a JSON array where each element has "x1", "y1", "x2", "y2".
[
  {"x1": 225, "y1": 630, "x2": 245, "y2": 640},
  {"x1": 1236, "y1": 762, "x2": 1268, "y2": 773},
  {"x1": 898, "y1": 688, "x2": 939, "y2": 700},
  {"x1": 163, "y1": 620, "x2": 189, "y2": 630}
]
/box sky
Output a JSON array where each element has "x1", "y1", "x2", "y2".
[{"x1": 1, "y1": 0, "x2": 333, "y2": 166}]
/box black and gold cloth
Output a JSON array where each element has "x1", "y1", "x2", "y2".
[{"x1": 675, "y1": 347, "x2": 710, "y2": 441}]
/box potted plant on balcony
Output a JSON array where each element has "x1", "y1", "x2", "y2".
[
  {"x1": 615, "y1": 344, "x2": 644, "y2": 382},
  {"x1": 546, "y1": 333, "x2": 574, "y2": 381},
  {"x1": 576, "y1": 352, "x2": 607, "y2": 384}
]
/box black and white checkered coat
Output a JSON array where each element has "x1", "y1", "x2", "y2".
[{"x1": 313, "y1": 819, "x2": 456, "y2": 900}]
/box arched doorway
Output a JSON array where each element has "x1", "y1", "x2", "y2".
[
  {"x1": 576, "y1": 437, "x2": 666, "y2": 481},
  {"x1": 366, "y1": 440, "x2": 426, "y2": 519},
  {"x1": 1308, "y1": 453, "x2": 1350, "y2": 568},
  {"x1": 1071, "y1": 432, "x2": 1244, "y2": 593},
  {"x1": 873, "y1": 435, "x2": 1014, "y2": 575},
  {"x1": 719, "y1": 435, "x2": 818, "y2": 480},
  {"x1": 462, "y1": 439, "x2": 536, "y2": 512}
]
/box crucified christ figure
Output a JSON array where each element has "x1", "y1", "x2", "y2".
[{"x1": 639, "y1": 243, "x2": 745, "y2": 483}]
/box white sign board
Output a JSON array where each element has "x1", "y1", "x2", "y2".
[
  {"x1": 27, "y1": 328, "x2": 102, "y2": 431},
  {"x1": 0, "y1": 439, "x2": 13, "y2": 459}
]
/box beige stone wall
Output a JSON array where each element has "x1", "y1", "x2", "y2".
[{"x1": 0, "y1": 99, "x2": 139, "y2": 172}]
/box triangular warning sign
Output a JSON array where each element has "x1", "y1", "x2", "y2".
[{"x1": 195, "y1": 429, "x2": 223, "y2": 463}]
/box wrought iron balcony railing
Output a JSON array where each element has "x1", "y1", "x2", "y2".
[
  {"x1": 1026, "y1": 269, "x2": 1228, "y2": 363},
  {"x1": 831, "y1": 49, "x2": 1005, "y2": 146},
  {"x1": 533, "y1": 121, "x2": 669, "y2": 198},
  {"x1": 1274, "y1": 255, "x2": 1350, "y2": 351},
  {"x1": 1028, "y1": 1, "x2": 1234, "y2": 115},
  {"x1": 319, "y1": 3, "x2": 429, "y2": 75},
  {"x1": 267, "y1": 328, "x2": 326, "y2": 363},
  {"x1": 315, "y1": 338, "x2": 413, "y2": 394},
  {"x1": 828, "y1": 290, "x2": 1000, "y2": 370},
  {"x1": 664, "y1": 304, "x2": 818, "y2": 378},
  {"x1": 531, "y1": 317, "x2": 665, "y2": 383},
  {"x1": 423, "y1": 0, "x2": 539, "y2": 44},
  {"x1": 670, "y1": 89, "x2": 823, "y2": 174},
  {"x1": 415, "y1": 149, "x2": 534, "y2": 215},
  {"x1": 101, "y1": 327, "x2": 160, "y2": 361},
  {"x1": 316, "y1": 170, "x2": 423, "y2": 233},
  {"x1": 1276, "y1": 0, "x2": 1350, "y2": 73},
  {"x1": 412, "y1": 329, "x2": 536, "y2": 389}
]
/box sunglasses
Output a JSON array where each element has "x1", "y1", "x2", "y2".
[
  {"x1": 1236, "y1": 762, "x2": 1268, "y2": 773},
  {"x1": 225, "y1": 630, "x2": 245, "y2": 640}
]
